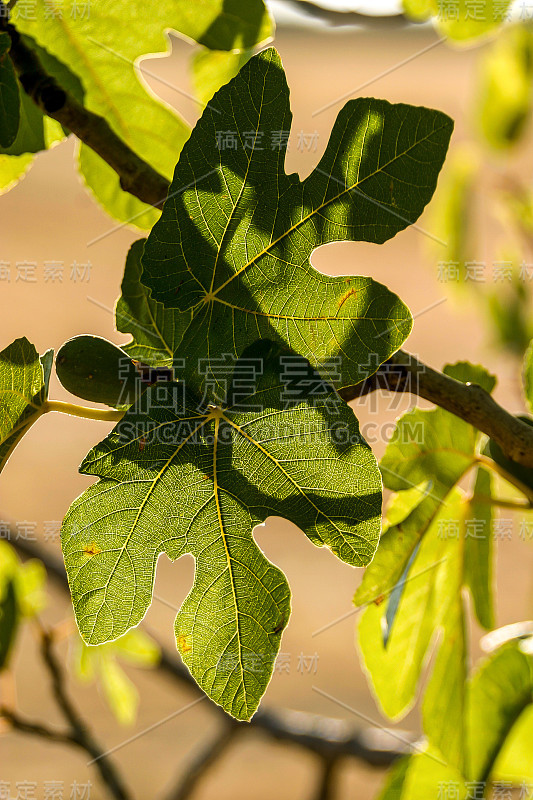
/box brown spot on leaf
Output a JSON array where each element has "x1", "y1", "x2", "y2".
[
  {"x1": 177, "y1": 635, "x2": 192, "y2": 653},
  {"x1": 337, "y1": 288, "x2": 358, "y2": 311},
  {"x1": 83, "y1": 542, "x2": 102, "y2": 556}
]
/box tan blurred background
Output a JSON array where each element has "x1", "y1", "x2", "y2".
[{"x1": 2, "y1": 13, "x2": 533, "y2": 800}]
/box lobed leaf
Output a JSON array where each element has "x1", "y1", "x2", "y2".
[
  {"x1": 141, "y1": 47, "x2": 453, "y2": 399},
  {"x1": 62, "y1": 343, "x2": 381, "y2": 719}
]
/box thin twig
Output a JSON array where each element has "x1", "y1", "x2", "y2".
[
  {"x1": 312, "y1": 756, "x2": 338, "y2": 800},
  {"x1": 0, "y1": 706, "x2": 78, "y2": 746},
  {"x1": 3, "y1": 21, "x2": 170, "y2": 208},
  {"x1": 341, "y1": 350, "x2": 533, "y2": 470},
  {"x1": 39, "y1": 628, "x2": 133, "y2": 800},
  {"x1": 11, "y1": 538, "x2": 409, "y2": 770},
  {"x1": 164, "y1": 723, "x2": 239, "y2": 800}
]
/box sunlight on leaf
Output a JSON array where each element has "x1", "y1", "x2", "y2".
[
  {"x1": 62, "y1": 343, "x2": 381, "y2": 719},
  {"x1": 16, "y1": 0, "x2": 273, "y2": 227},
  {"x1": 141, "y1": 47, "x2": 452, "y2": 398},
  {"x1": 0, "y1": 338, "x2": 53, "y2": 474}
]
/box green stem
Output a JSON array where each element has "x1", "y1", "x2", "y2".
[
  {"x1": 44, "y1": 400, "x2": 124, "y2": 422},
  {"x1": 477, "y1": 454, "x2": 533, "y2": 506}
]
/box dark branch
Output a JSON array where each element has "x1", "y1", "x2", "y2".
[
  {"x1": 275, "y1": 1, "x2": 411, "y2": 28},
  {"x1": 4, "y1": 22, "x2": 170, "y2": 208},
  {"x1": 38, "y1": 628, "x2": 133, "y2": 800},
  {"x1": 341, "y1": 349, "x2": 533, "y2": 471},
  {"x1": 0, "y1": 707, "x2": 79, "y2": 747},
  {"x1": 12, "y1": 538, "x2": 409, "y2": 771},
  {"x1": 163, "y1": 724, "x2": 239, "y2": 800},
  {"x1": 312, "y1": 756, "x2": 338, "y2": 800}
]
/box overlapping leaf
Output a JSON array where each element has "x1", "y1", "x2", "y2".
[
  {"x1": 115, "y1": 239, "x2": 187, "y2": 367},
  {"x1": 15, "y1": 0, "x2": 273, "y2": 227},
  {"x1": 0, "y1": 337, "x2": 53, "y2": 473},
  {"x1": 0, "y1": 34, "x2": 85, "y2": 192},
  {"x1": 356, "y1": 362, "x2": 496, "y2": 770},
  {"x1": 140, "y1": 47, "x2": 452, "y2": 398},
  {"x1": 61, "y1": 343, "x2": 381, "y2": 719},
  {"x1": 379, "y1": 642, "x2": 533, "y2": 799}
]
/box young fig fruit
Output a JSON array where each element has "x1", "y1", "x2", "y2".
[{"x1": 56, "y1": 335, "x2": 139, "y2": 408}]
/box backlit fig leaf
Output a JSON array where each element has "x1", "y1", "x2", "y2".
[
  {"x1": 61, "y1": 343, "x2": 381, "y2": 719},
  {"x1": 141, "y1": 47, "x2": 453, "y2": 400},
  {"x1": 357, "y1": 362, "x2": 496, "y2": 612},
  {"x1": 403, "y1": 0, "x2": 512, "y2": 42},
  {"x1": 467, "y1": 642, "x2": 533, "y2": 783},
  {"x1": 0, "y1": 580, "x2": 17, "y2": 671},
  {"x1": 357, "y1": 362, "x2": 496, "y2": 771},
  {"x1": 0, "y1": 540, "x2": 47, "y2": 670},
  {"x1": 71, "y1": 628, "x2": 160, "y2": 726},
  {"x1": 0, "y1": 337, "x2": 53, "y2": 473},
  {"x1": 0, "y1": 34, "x2": 85, "y2": 192},
  {"x1": 16, "y1": 0, "x2": 273, "y2": 228},
  {"x1": 376, "y1": 642, "x2": 533, "y2": 798}
]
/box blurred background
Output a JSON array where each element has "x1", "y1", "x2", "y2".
[{"x1": 3, "y1": 1, "x2": 533, "y2": 798}]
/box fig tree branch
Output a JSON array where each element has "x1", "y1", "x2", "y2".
[
  {"x1": 3, "y1": 21, "x2": 170, "y2": 208},
  {"x1": 38, "y1": 627, "x2": 133, "y2": 800},
  {"x1": 0, "y1": 707, "x2": 79, "y2": 746},
  {"x1": 0, "y1": 625, "x2": 133, "y2": 800},
  {"x1": 163, "y1": 724, "x2": 240, "y2": 800},
  {"x1": 11, "y1": 537, "x2": 410, "y2": 773},
  {"x1": 341, "y1": 349, "x2": 533, "y2": 470}
]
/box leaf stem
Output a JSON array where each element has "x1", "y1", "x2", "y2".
[
  {"x1": 44, "y1": 400, "x2": 124, "y2": 422},
  {"x1": 476, "y1": 454, "x2": 533, "y2": 506}
]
